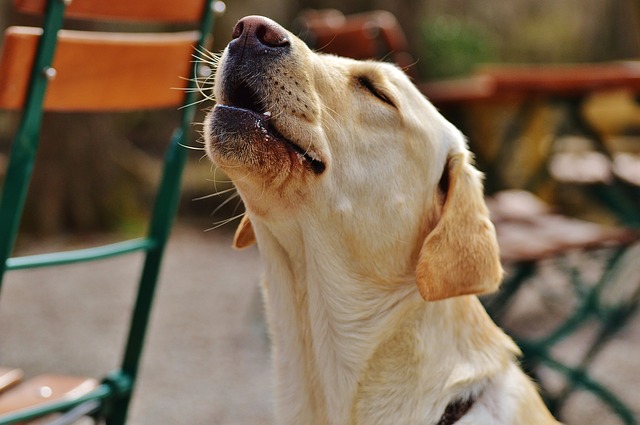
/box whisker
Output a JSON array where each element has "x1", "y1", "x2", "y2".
[
  {"x1": 230, "y1": 194, "x2": 245, "y2": 217},
  {"x1": 194, "y1": 45, "x2": 222, "y2": 62},
  {"x1": 204, "y1": 212, "x2": 245, "y2": 232},
  {"x1": 210, "y1": 191, "x2": 241, "y2": 216},
  {"x1": 178, "y1": 142, "x2": 206, "y2": 150},
  {"x1": 193, "y1": 186, "x2": 237, "y2": 200},
  {"x1": 178, "y1": 97, "x2": 210, "y2": 110}
]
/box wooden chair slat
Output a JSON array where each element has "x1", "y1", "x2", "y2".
[
  {"x1": 0, "y1": 375, "x2": 97, "y2": 416},
  {"x1": 0, "y1": 368, "x2": 23, "y2": 393},
  {"x1": 14, "y1": 0, "x2": 207, "y2": 23},
  {"x1": 487, "y1": 190, "x2": 637, "y2": 262},
  {"x1": 0, "y1": 27, "x2": 200, "y2": 111}
]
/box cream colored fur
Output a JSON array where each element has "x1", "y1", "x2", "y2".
[{"x1": 204, "y1": 16, "x2": 560, "y2": 425}]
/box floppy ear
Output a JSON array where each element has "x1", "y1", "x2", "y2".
[
  {"x1": 415, "y1": 152, "x2": 503, "y2": 301},
  {"x1": 233, "y1": 215, "x2": 256, "y2": 249}
]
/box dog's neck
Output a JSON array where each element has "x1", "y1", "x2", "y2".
[{"x1": 252, "y1": 216, "x2": 518, "y2": 425}]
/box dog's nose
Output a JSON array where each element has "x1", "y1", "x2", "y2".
[{"x1": 231, "y1": 16, "x2": 290, "y2": 50}]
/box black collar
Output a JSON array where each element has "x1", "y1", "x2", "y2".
[{"x1": 436, "y1": 397, "x2": 475, "y2": 425}]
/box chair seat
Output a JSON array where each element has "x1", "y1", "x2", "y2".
[
  {"x1": 487, "y1": 190, "x2": 637, "y2": 262},
  {"x1": 0, "y1": 374, "x2": 97, "y2": 418}
]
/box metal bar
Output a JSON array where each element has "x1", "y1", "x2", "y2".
[
  {"x1": 0, "y1": 384, "x2": 112, "y2": 425},
  {"x1": 514, "y1": 248, "x2": 638, "y2": 422},
  {"x1": 105, "y1": 2, "x2": 220, "y2": 424},
  {"x1": 42, "y1": 400, "x2": 101, "y2": 425},
  {"x1": 540, "y1": 248, "x2": 627, "y2": 347},
  {"x1": 0, "y1": 0, "x2": 67, "y2": 295},
  {"x1": 552, "y1": 247, "x2": 640, "y2": 410},
  {"x1": 534, "y1": 353, "x2": 637, "y2": 425},
  {"x1": 5, "y1": 238, "x2": 156, "y2": 271}
]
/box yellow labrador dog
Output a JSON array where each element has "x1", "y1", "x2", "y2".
[{"x1": 204, "y1": 15, "x2": 560, "y2": 425}]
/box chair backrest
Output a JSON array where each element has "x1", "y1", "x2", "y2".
[
  {"x1": 295, "y1": 9, "x2": 416, "y2": 76},
  {"x1": 0, "y1": 0, "x2": 215, "y2": 277},
  {"x1": 0, "y1": 27, "x2": 200, "y2": 111},
  {"x1": 0, "y1": 1, "x2": 219, "y2": 423}
]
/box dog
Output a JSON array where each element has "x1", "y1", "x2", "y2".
[{"x1": 203, "y1": 15, "x2": 561, "y2": 425}]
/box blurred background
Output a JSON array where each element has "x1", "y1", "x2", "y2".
[
  {"x1": 1, "y1": 0, "x2": 640, "y2": 424},
  {"x1": 2, "y1": 0, "x2": 640, "y2": 236}
]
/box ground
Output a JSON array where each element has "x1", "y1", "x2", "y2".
[{"x1": 0, "y1": 222, "x2": 638, "y2": 424}]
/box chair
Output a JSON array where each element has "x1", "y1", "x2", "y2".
[
  {"x1": 294, "y1": 9, "x2": 417, "y2": 77},
  {"x1": 0, "y1": 0, "x2": 223, "y2": 423},
  {"x1": 484, "y1": 190, "x2": 639, "y2": 423}
]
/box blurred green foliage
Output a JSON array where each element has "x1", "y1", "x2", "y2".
[{"x1": 419, "y1": 15, "x2": 497, "y2": 79}]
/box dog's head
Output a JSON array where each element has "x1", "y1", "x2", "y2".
[{"x1": 204, "y1": 16, "x2": 502, "y2": 301}]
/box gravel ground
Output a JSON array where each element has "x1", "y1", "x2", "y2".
[{"x1": 1, "y1": 222, "x2": 638, "y2": 424}]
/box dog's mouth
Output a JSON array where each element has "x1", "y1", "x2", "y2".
[{"x1": 218, "y1": 79, "x2": 326, "y2": 175}]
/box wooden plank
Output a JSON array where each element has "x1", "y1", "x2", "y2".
[
  {"x1": 13, "y1": 0, "x2": 207, "y2": 23},
  {"x1": 0, "y1": 375, "x2": 97, "y2": 416},
  {"x1": 481, "y1": 63, "x2": 640, "y2": 97},
  {"x1": 0, "y1": 368, "x2": 23, "y2": 393},
  {"x1": 0, "y1": 27, "x2": 201, "y2": 111},
  {"x1": 420, "y1": 76, "x2": 498, "y2": 105},
  {"x1": 487, "y1": 190, "x2": 636, "y2": 262}
]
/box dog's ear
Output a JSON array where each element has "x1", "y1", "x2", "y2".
[
  {"x1": 415, "y1": 152, "x2": 502, "y2": 301},
  {"x1": 233, "y1": 215, "x2": 256, "y2": 249}
]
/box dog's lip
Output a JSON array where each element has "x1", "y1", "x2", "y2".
[{"x1": 213, "y1": 103, "x2": 326, "y2": 174}]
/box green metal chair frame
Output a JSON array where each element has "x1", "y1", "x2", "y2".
[
  {"x1": 0, "y1": 0, "x2": 220, "y2": 423},
  {"x1": 484, "y1": 244, "x2": 640, "y2": 424}
]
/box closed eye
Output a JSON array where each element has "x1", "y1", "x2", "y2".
[{"x1": 357, "y1": 76, "x2": 396, "y2": 108}]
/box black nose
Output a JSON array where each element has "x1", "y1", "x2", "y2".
[{"x1": 231, "y1": 16, "x2": 290, "y2": 49}]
